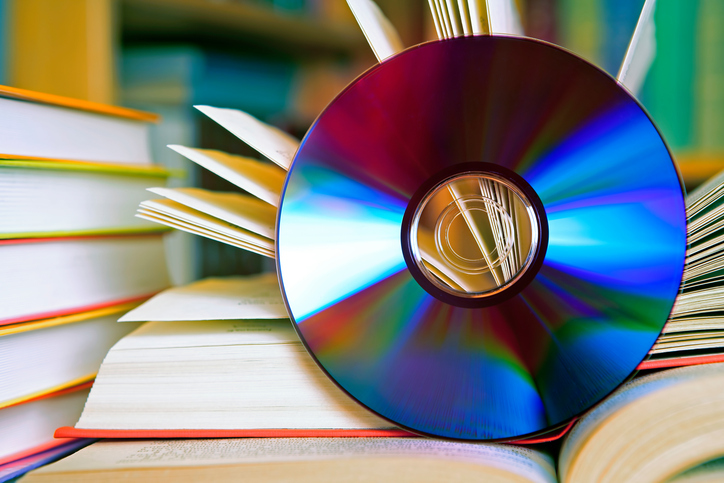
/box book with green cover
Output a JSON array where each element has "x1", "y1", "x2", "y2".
[{"x1": 0, "y1": 159, "x2": 170, "y2": 238}]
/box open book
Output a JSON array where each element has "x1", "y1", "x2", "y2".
[
  {"x1": 37, "y1": 357, "x2": 724, "y2": 482},
  {"x1": 22, "y1": 438, "x2": 557, "y2": 483},
  {"x1": 55, "y1": 275, "x2": 565, "y2": 443}
]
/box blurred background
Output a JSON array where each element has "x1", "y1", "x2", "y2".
[{"x1": 0, "y1": 0, "x2": 720, "y2": 282}]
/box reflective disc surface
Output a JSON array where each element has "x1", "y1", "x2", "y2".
[{"x1": 276, "y1": 36, "x2": 686, "y2": 440}]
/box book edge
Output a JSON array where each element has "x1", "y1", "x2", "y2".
[
  {"x1": 0, "y1": 85, "x2": 159, "y2": 123},
  {"x1": 0, "y1": 291, "x2": 163, "y2": 326},
  {"x1": 0, "y1": 156, "x2": 171, "y2": 177}
]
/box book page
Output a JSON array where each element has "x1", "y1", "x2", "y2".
[
  {"x1": 76, "y1": 320, "x2": 390, "y2": 431},
  {"x1": 167, "y1": 145, "x2": 285, "y2": 206},
  {"x1": 118, "y1": 273, "x2": 287, "y2": 322},
  {"x1": 686, "y1": 168, "x2": 724, "y2": 213},
  {"x1": 455, "y1": 0, "x2": 472, "y2": 35},
  {"x1": 559, "y1": 364, "x2": 724, "y2": 482},
  {"x1": 111, "y1": 319, "x2": 298, "y2": 350},
  {"x1": 617, "y1": 0, "x2": 657, "y2": 96},
  {"x1": 30, "y1": 438, "x2": 556, "y2": 483},
  {"x1": 443, "y1": 0, "x2": 463, "y2": 37},
  {"x1": 136, "y1": 211, "x2": 274, "y2": 257},
  {"x1": 487, "y1": 0, "x2": 523, "y2": 35},
  {"x1": 194, "y1": 106, "x2": 299, "y2": 170},
  {"x1": 346, "y1": 0, "x2": 404, "y2": 62},
  {"x1": 137, "y1": 199, "x2": 274, "y2": 252},
  {"x1": 427, "y1": 0, "x2": 443, "y2": 39},
  {"x1": 467, "y1": 0, "x2": 491, "y2": 35},
  {"x1": 147, "y1": 187, "x2": 275, "y2": 239}
]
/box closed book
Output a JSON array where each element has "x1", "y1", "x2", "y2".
[
  {"x1": 0, "y1": 85, "x2": 157, "y2": 165},
  {"x1": 0, "y1": 159, "x2": 170, "y2": 238},
  {"x1": 0, "y1": 303, "x2": 142, "y2": 409},
  {"x1": 0, "y1": 234, "x2": 170, "y2": 325},
  {"x1": 0, "y1": 383, "x2": 91, "y2": 467}
]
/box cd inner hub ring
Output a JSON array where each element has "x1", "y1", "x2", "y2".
[{"x1": 401, "y1": 163, "x2": 549, "y2": 308}]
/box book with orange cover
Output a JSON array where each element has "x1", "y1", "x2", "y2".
[{"x1": 0, "y1": 84, "x2": 158, "y2": 165}]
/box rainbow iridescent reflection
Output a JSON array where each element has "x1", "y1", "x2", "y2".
[{"x1": 276, "y1": 36, "x2": 686, "y2": 441}]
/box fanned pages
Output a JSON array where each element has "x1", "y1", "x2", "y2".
[
  {"x1": 433, "y1": 1, "x2": 511, "y2": 37},
  {"x1": 559, "y1": 364, "x2": 724, "y2": 483},
  {"x1": 438, "y1": 0, "x2": 453, "y2": 38},
  {"x1": 444, "y1": 0, "x2": 463, "y2": 37},
  {"x1": 456, "y1": 0, "x2": 472, "y2": 35},
  {"x1": 137, "y1": 199, "x2": 274, "y2": 257},
  {"x1": 346, "y1": 0, "x2": 404, "y2": 62},
  {"x1": 617, "y1": 0, "x2": 657, "y2": 96},
  {"x1": 467, "y1": 0, "x2": 491, "y2": 35},
  {"x1": 428, "y1": 0, "x2": 443, "y2": 39},
  {"x1": 168, "y1": 145, "x2": 285, "y2": 206},
  {"x1": 193, "y1": 106, "x2": 299, "y2": 170},
  {"x1": 138, "y1": 210, "x2": 272, "y2": 256},
  {"x1": 663, "y1": 170, "x2": 724, "y2": 345},
  {"x1": 147, "y1": 187, "x2": 276, "y2": 240},
  {"x1": 433, "y1": 1, "x2": 447, "y2": 37}
]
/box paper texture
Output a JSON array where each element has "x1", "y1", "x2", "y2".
[
  {"x1": 618, "y1": 0, "x2": 657, "y2": 96},
  {"x1": 488, "y1": 0, "x2": 523, "y2": 35},
  {"x1": 118, "y1": 273, "x2": 287, "y2": 322},
  {"x1": 346, "y1": 0, "x2": 404, "y2": 62},
  {"x1": 147, "y1": 187, "x2": 276, "y2": 239},
  {"x1": 194, "y1": 106, "x2": 299, "y2": 170},
  {"x1": 467, "y1": 0, "x2": 490, "y2": 35},
  {"x1": 137, "y1": 199, "x2": 274, "y2": 256},
  {"x1": 31, "y1": 438, "x2": 556, "y2": 483},
  {"x1": 167, "y1": 145, "x2": 284, "y2": 206},
  {"x1": 136, "y1": 211, "x2": 273, "y2": 257}
]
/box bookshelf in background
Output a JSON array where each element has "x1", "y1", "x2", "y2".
[
  {"x1": 550, "y1": 0, "x2": 724, "y2": 190},
  {"x1": 116, "y1": 0, "x2": 430, "y2": 279},
  {"x1": 5, "y1": 0, "x2": 721, "y2": 275}
]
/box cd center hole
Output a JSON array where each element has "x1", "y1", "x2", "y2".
[{"x1": 409, "y1": 172, "x2": 539, "y2": 298}]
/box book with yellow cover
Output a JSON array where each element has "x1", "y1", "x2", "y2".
[{"x1": 0, "y1": 302, "x2": 142, "y2": 409}]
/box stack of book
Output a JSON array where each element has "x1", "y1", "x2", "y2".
[{"x1": 0, "y1": 86, "x2": 171, "y2": 482}]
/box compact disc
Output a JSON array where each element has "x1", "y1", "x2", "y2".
[{"x1": 276, "y1": 36, "x2": 686, "y2": 441}]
